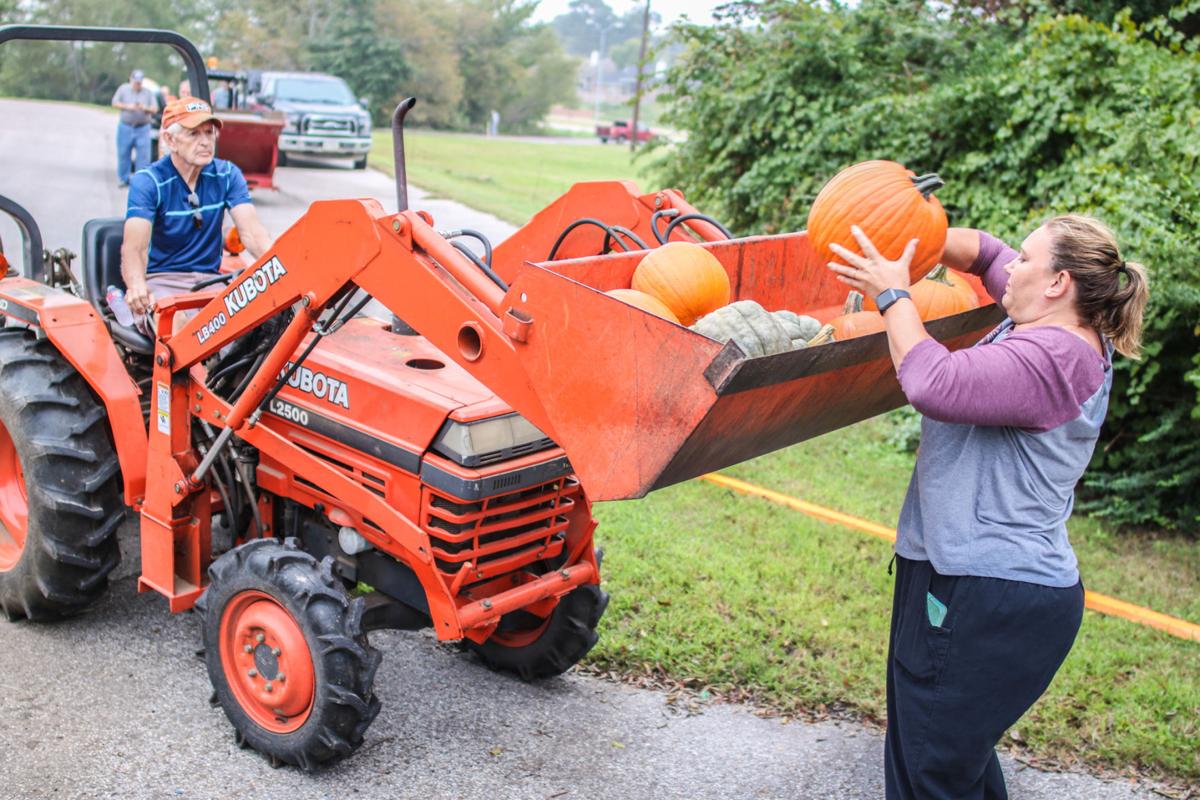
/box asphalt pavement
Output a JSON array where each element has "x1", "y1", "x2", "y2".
[{"x1": 0, "y1": 98, "x2": 1161, "y2": 800}]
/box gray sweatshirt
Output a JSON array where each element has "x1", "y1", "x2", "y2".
[{"x1": 894, "y1": 232, "x2": 1112, "y2": 587}]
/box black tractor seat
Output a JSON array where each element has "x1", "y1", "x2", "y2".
[{"x1": 81, "y1": 217, "x2": 154, "y2": 354}]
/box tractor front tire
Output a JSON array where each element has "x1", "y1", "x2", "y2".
[
  {"x1": 0, "y1": 328, "x2": 122, "y2": 621},
  {"x1": 465, "y1": 583, "x2": 608, "y2": 681},
  {"x1": 197, "y1": 538, "x2": 382, "y2": 770}
]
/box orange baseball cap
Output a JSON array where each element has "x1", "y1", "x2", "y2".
[{"x1": 161, "y1": 97, "x2": 223, "y2": 131}]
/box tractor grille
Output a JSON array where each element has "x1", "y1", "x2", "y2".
[
  {"x1": 422, "y1": 475, "x2": 579, "y2": 584},
  {"x1": 302, "y1": 115, "x2": 357, "y2": 137}
]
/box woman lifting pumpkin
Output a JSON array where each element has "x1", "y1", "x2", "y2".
[{"x1": 826, "y1": 203, "x2": 1148, "y2": 799}]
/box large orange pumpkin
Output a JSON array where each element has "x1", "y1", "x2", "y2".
[
  {"x1": 829, "y1": 291, "x2": 886, "y2": 340},
  {"x1": 862, "y1": 265, "x2": 979, "y2": 316},
  {"x1": 807, "y1": 160, "x2": 948, "y2": 285},
  {"x1": 631, "y1": 241, "x2": 730, "y2": 326},
  {"x1": 605, "y1": 288, "x2": 680, "y2": 323}
]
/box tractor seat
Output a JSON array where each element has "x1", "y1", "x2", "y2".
[{"x1": 82, "y1": 217, "x2": 154, "y2": 355}]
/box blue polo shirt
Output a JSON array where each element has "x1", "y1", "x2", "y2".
[{"x1": 126, "y1": 156, "x2": 252, "y2": 275}]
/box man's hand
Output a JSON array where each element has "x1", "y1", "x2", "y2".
[
  {"x1": 827, "y1": 225, "x2": 917, "y2": 301},
  {"x1": 124, "y1": 278, "x2": 154, "y2": 317},
  {"x1": 119, "y1": 218, "x2": 154, "y2": 317}
]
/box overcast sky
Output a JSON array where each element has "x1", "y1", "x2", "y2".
[{"x1": 529, "y1": 0, "x2": 728, "y2": 27}]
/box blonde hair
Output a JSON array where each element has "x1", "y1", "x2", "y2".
[{"x1": 1046, "y1": 214, "x2": 1149, "y2": 359}]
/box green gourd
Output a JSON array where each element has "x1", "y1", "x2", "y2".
[
  {"x1": 772, "y1": 310, "x2": 822, "y2": 346},
  {"x1": 691, "y1": 301, "x2": 794, "y2": 357}
]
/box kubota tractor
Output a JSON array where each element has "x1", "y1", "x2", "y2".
[{"x1": 0, "y1": 25, "x2": 1002, "y2": 771}]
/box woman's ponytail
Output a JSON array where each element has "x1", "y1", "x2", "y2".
[{"x1": 1047, "y1": 215, "x2": 1150, "y2": 359}]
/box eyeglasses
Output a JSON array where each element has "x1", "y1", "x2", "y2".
[{"x1": 186, "y1": 191, "x2": 202, "y2": 229}]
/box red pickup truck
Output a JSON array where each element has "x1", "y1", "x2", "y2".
[{"x1": 596, "y1": 119, "x2": 653, "y2": 144}]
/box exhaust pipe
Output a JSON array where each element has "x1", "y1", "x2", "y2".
[{"x1": 391, "y1": 97, "x2": 417, "y2": 213}]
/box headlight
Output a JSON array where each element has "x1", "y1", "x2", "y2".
[
  {"x1": 358, "y1": 114, "x2": 371, "y2": 134},
  {"x1": 432, "y1": 414, "x2": 553, "y2": 467},
  {"x1": 282, "y1": 114, "x2": 299, "y2": 134}
]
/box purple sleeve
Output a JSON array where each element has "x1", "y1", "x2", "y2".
[
  {"x1": 968, "y1": 231, "x2": 1016, "y2": 304},
  {"x1": 898, "y1": 329, "x2": 1105, "y2": 432}
]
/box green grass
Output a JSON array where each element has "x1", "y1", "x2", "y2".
[
  {"x1": 590, "y1": 416, "x2": 1200, "y2": 783},
  {"x1": 370, "y1": 130, "x2": 651, "y2": 225}
]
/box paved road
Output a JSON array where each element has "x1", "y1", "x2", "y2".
[{"x1": 0, "y1": 98, "x2": 1159, "y2": 800}]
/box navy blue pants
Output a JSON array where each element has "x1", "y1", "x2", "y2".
[{"x1": 885, "y1": 556, "x2": 1084, "y2": 800}]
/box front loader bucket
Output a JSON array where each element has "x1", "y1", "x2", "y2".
[{"x1": 500, "y1": 231, "x2": 1002, "y2": 501}]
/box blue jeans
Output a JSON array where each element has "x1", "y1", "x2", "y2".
[{"x1": 116, "y1": 122, "x2": 151, "y2": 184}]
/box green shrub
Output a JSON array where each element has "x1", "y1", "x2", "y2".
[{"x1": 651, "y1": 0, "x2": 1200, "y2": 531}]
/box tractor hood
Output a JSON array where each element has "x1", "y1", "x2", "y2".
[{"x1": 268, "y1": 317, "x2": 518, "y2": 467}]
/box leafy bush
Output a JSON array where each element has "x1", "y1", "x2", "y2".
[{"x1": 651, "y1": 0, "x2": 1200, "y2": 531}]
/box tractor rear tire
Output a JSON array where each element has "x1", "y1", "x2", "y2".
[
  {"x1": 197, "y1": 538, "x2": 382, "y2": 770},
  {"x1": 465, "y1": 583, "x2": 608, "y2": 681},
  {"x1": 0, "y1": 328, "x2": 123, "y2": 621}
]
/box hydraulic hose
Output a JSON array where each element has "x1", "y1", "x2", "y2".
[
  {"x1": 443, "y1": 228, "x2": 493, "y2": 267},
  {"x1": 546, "y1": 218, "x2": 649, "y2": 261},
  {"x1": 450, "y1": 240, "x2": 508, "y2": 291},
  {"x1": 662, "y1": 213, "x2": 733, "y2": 242}
]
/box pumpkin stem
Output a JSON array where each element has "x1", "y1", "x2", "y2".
[
  {"x1": 844, "y1": 290, "x2": 865, "y2": 314},
  {"x1": 807, "y1": 324, "x2": 836, "y2": 347},
  {"x1": 926, "y1": 264, "x2": 950, "y2": 284},
  {"x1": 910, "y1": 173, "x2": 944, "y2": 199}
]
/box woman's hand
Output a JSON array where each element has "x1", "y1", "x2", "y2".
[{"x1": 826, "y1": 225, "x2": 917, "y2": 301}]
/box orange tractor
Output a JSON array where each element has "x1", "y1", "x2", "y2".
[{"x1": 0, "y1": 25, "x2": 1002, "y2": 770}]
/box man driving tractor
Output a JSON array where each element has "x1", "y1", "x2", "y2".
[{"x1": 121, "y1": 96, "x2": 272, "y2": 333}]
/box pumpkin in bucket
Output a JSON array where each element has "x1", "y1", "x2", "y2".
[
  {"x1": 807, "y1": 160, "x2": 948, "y2": 284},
  {"x1": 861, "y1": 264, "x2": 980, "y2": 316},
  {"x1": 605, "y1": 288, "x2": 680, "y2": 323},
  {"x1": 631, "y1": 241, "x2": 730, "y2": 326}
]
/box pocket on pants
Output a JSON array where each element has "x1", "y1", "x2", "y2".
[
  {"x1": 894, "y1": 567, "x2": 954, "y2": 681},
  {"x1": 895, "y1": 623, "x2": 952, "y2": 681}
]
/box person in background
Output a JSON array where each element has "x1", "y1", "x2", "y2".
[
  {"x1": 120, "y1": 97, "x2": 271, "y2": 335},
  {"x1": 826, "y1": 217, "x2": 1148, "y2": 800},
  {"x1": 111, "y1": 69, "x2": 158, "y2": 187},
  {"x1": 211, "y1": 81, "x2": 233, "y2": 110}
]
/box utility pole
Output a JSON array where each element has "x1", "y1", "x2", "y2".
[
  {"x1": 592, "y1": 26, "x2": 608, "y2": 132},
  {"x1": 629, "y1": 0, "x2": 651, "y2": 153}
]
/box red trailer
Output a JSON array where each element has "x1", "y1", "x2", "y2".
[{"x1": 215, "y1": 111, "x2": 285, "y2": 191}]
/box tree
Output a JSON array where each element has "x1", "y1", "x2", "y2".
[
  {"x1": 308, "y1": 0, "x2": 410, "y2": 124},
  {"x1": 0, "y1": 0, "x2": 211, "y2": 103},
  {"x1": 550, "y1": 0, "x2": 651, "y2": 58},
  {"x1": 454, "y1": 0, "x2": 577, "y2": 131},
  {"x1": 376, "y1": 0, "x2": 465, "y2": 128}
]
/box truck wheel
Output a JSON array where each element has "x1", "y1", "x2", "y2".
[
  {"x1": 352, "y1": 156, "x2": 367, "y2": 170},
  {"x1": 197, "y1": 538, "x2": 382, "y2": 770},
  {"x1": 465, "y1": 583, "x2": 608, "y2": 681},
  {"x1": 276, "y1": 151, "x2": 289, "y2": 167},
  {"x1": 0, "y1": 329, "x2": 122, "y2": 622}
]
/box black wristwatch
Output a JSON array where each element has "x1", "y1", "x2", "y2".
[{"x1": 875, "y1": 288, "x2": 912, "y2": 315}]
